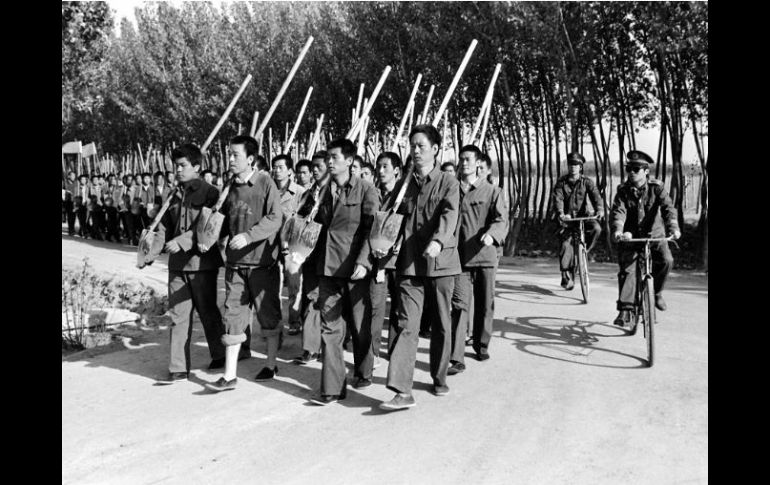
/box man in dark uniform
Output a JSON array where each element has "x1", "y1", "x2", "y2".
[
  {"x1": 205, "y1": 135, "x2": 283, "y2": 392},
  {"x1": 148, "y1": 144, "x2": 227, "y2": 383},
  {"x1": 308, "y1": 139, "x2": 379, "y2": 405},
  {"x1": 449, "y1": 145, "x2": 508, "y2": 374},
  {"x1": 75, "y1": 174, "x2": 90, "y2": 237},
  {"x1": 63, "y1": 171, "x2": 78, "y2": 235},
  {"x1": 291, "y1": 151, "x2": 328, "y2": 365},
  {"x1": 380, "y1": 124, "x2": 461, "y2": 411},
  {"x1": 553, "y1": 152, "x2": 604, "y2": 290},
  {"x1": 370, "y1": 151, "x2": 404, "y2": 366},
  {"x1": 611, "y1": 150, "x2": 681, "y2": 326}
]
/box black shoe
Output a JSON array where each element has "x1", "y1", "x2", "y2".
[
  {"x1": 560, "y1": 271, "x2": 569, "y2": 288},
  {"x1": 418, "y1": 330, "x2": 431, "y2": 339},
  {"x1": 353, "y1": 377, "x2": 372, "y2": 389},
  {"x1": 205, "y1": 377, "x2": 237, "y2": 392},
  {"x1": 655, "y1": 293, "x2": 667, "y2": 311},
  {"x1": 293, "y1": 351, "x2": 317, "y2": 365},
  {"x1": 475, "y1": 351, "x2": 490, "y2": 361},
  {"x1": 447, "y1": 362, "x2": 466, "y2": 375},
  {"x1": 614, "y1": 310, "x2": 631, "y2": 327},
  {"x1": 255, "y1": 366, "x2": 278, "y2": 381},
  {"x1": 157, "y1": 372, "x2": 188, "y2": 384},
  {"x1": 208, "y1": 358, "x2": 225, "y2": 370},
  {"x1": 287, "y1": 323, "x2": 301, "y2": 336}
]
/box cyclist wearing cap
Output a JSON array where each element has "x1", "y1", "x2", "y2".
[
  {"x1": 610, "y1": 150, "x2": 681, "y2": 326},
  {"x1": 553, "y1": 152, "x2": 604, "y2": 290}
]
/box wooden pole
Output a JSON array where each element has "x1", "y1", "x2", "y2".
[
  {"x1": 441, "y1": 109, "x2": 448, "y2": 164},
  {"x1": 201, "y1": 74, "x2": 253, "y2": 152},
  {"x1": 479, "y1": 100, "x2": 493, "y2": 147},
  {"x1": 285, "y1": 86, "x2": 313, "y2": 154},
  {"x1": 307, "y1": 114, "x2": 325, "y2": 157},
  {"x1": 420, "y1": 84, "x2": 435, "y2": 126},
  {"x1": 249, "y1": 111, "x2": 260, "y2": 138},
  {"x1": 432, "y1": 39, "x2": 478, "y2": 126},
  {"x1": 354, "y1": 83, "x2": 365, "y2": 128},
  {"x1": 347, "y1": 65, "x2": 392, "y2": 140},
  {"x1": 254, "y1": 36, "x2": 315, "y2": 143},
  {"x1": 470, "y1": 63, "x2": 502, "y2": 143}
]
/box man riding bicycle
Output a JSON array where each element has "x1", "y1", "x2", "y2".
[
  {"x1": 553, "y1": 152, "x2": 604, "y2": 290},
  {"x1": 610, "y1": 150, "x2": 681, "y2": 326}
]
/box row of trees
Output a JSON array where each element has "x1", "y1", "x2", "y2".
[{"x1": 62, "y1": 1, "x2": 708, "y2": 267}]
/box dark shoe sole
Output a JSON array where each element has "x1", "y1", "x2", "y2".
[{"x1": 205, "y1": 383, "x2": 236, "y2": 392}]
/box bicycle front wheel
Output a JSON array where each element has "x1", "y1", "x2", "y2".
[
  {"x1": 578, "y1": 244, "x2": 589, "y2": 303},
  {"x1": 642, "y1": 277, "x2": 656, "y2": 367}
]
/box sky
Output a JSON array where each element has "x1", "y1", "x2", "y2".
[{"x1": 101, "y1": 0, "x2": 706, "y2": 164}]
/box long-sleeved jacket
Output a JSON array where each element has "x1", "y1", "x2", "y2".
[
  {"x1": 457, "y1": 178, "x2": 508, "y2": 268},
  {"x1": 611, "y1": 178, "x2": 679, "y2": 238},
  {"x1": 394, "y1": 165, "x2": 461, "y2": 277},
  {"x1": 221, "y1": 171, "x2": 282, "y2": 267},
  {"x1": 553, "y1": 174, "x2": 604, "y2": 217},
  {"x1": 374, "y1": 182, "x2": 401, "y2": 271},
  {"x1": 314, "y1": 175, "x2": 379, "y2": 278},
  {"x1": 154, "y1": 178, "x2": 223, "y2": 272},
  {"x1": 277, "y1": 180, "x2": 306, "y2": 226}
]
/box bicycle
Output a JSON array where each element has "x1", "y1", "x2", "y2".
[
  {"x1": 562, "y1": 215, "x2": 598, "y2": 304},
  {"x1": 618, "y1": 236, "x2": 676, "y2": 368}
]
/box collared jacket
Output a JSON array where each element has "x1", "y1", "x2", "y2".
[
  {"x1": 374, "y1": 182, "x2": 400, "y2": 271},
  {"x1": 64, "y1": 179, "x2": 78, "y2": 204},
  {"x1": 611, "y1": 178, "x2": 679, "y2": 238},
  {"x1": 553, "y1": 174, "x2": 604, "y2": 218},
  {"x1": 457, "y1": 178, "x2": 508, "y2": 268},
  {"x1": 314, "y1": 175, "x2": 379, "y2": 278},
  {"x1": 277, "y1": 180, "x2": 306, "y2": 225},
  {"x1": 221, "y1": 171, "x2": 282, "y2": 267},
  {"x1": 394, "y1": 165, "x2": 461, "y2": 277},
  {"x1": 154, "y1": 178, "x2": 223, "y2": 272}
]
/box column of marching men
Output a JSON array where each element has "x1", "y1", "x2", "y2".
[
  {"x1": 117, "y1": 124, "x2": 508, "y2": 410},
  {"x1": 64, "y1": 127, "x2": 680, "y2": 408}
]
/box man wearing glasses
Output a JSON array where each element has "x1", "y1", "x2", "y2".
[{"x1": 610, "y1": 150, "x2": 681, "y2": 327}]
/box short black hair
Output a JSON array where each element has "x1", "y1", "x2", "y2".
[
  {"x1": 141, "y1": 172, "x2": 152, "y2": 178},
  {"x1": 459, "y1": 144, "x2": 482, "y2": 160},
  {"x1": 254, "y1": 154, "x2": 268, "y2": 171},
  {"x1": 327, "y1": 139, "x2": 357, "y2": 159},
  {"x1": 272, "y1": 154, "x2": 294, "y2": 171},
  {"x1": 440, "y1": 161, "x2": 456, "y2": 171},
  {"x1": 295, "y1": 159, "x2": 312, "y2": 172},
  {"x1": 171, "y1": 143, "x2": 204, "y2": 167},
  {"x1": 376, "y1": 151, "x2": 403, "y2": 171},
  {"x1": 479, "y1": 152, "x2": 492, "y2": 169},
  {"x1": 409, "y1": 124, "x2": 441, "y2": 148},
  {"x1": 311, "y1": 150, "x2": 328, "y2": 163},
  {"x1": 352, "y1": 154, "x2": 364, "y2": 165},
  {"x1": 153, "y1": 171, "x2": 164, "y2": 179},
  {"x1": 200, "y1": 169, "x2": 212, "y2": 177},
  {"x1": 361, "y1": 161, "x2": 375, "y2": 173},
  {"x1": 229, "y1": 135, "x2": 259, "y2": 159}
]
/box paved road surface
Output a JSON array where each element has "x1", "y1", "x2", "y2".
[{"x1": 62, "y1": 232, "x2": 708, "y2": 484}]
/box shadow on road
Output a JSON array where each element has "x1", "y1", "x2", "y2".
[
  {"x1": 493, "y1": 316, "x2": 648, "y2": 369},
  {"x1": 494, "y1": 281, "x2": 584, "y2": 305}
]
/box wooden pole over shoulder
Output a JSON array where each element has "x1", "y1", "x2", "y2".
[
  {"x1": 201, "y1": 74, "x2": 253, "y2": 152},
  {"x1": 432, "y1": 39, "x2": 478, "y2": 127},
  {"x1": 471, "y1": 63, "x2": 502, "y2": 144},
  {"x1": 254, "y1": 36, "x2": 314, "y2": 144},
  {"x1": 347, "y1": 65, "x2": 392, "y2": 140},
  {"x1": 391, "y1": 73, "x2": 422, "y2": 150},
  {"x1": 285, "y1": 86, "x2": 313, "y2": 154}
]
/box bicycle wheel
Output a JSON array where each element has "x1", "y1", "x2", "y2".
[
  {"x1": 642, "y1": 277, "x2": 656, "y2": 367},
  {"x1": 577, "y1": 244, "x2": 589, "y2": 303}
]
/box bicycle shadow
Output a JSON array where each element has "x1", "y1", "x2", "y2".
[
  {"x1": 493, "y1": 316, "x2": 648, "y2": 369},
  {"x1": 494, "y1": 281, "x2": 584, "y2": 305}
]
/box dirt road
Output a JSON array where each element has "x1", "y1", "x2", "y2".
[{"x1": 62, "y1": 231, "x2": 708, "y2": 484}]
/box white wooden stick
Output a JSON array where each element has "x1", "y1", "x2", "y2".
[
  {"x1": 285, "y1": 86, "x2": 313, "y2": 154},
  {"x1": 347, "y1": 65, "x2": 392, "y2": 140},
  {"x1": 249, "y1": 111, "x2": 260, "y2": 137},
  {"x1": 202, "y1": 74, "x2": 253, "y2": 152},
  {"x1": 470, "y1": 63, "x2": 502, "y2": 143},
  {"x1": 421, "y1": 84, "x2": 435, "y2": 126},
  {"x1": 432, "y1": 39, "x2": 478, "y2": 126}
]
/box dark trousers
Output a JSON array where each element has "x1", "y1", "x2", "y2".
[
  {"x1": 466, "y1": 266, "x2": 497, "y2": 355},
  {"x1": 450, "y1": 271, "x2": 472, "y2": 364},
  {"x1": 559, "y1": 220, "x2": 602, "y2": 272},
  {"x1": 300, "y1": 264, "x2": 322, "y2": 354},
  {"x1": 120, "y1": 211, "x2": 135, "y2": 244},
  {"x1": 370, "y1": 269, "x2": 399, "y2": 360},
  {"x1": 65, "y1": 202, "x2": 76, "y2": 235},
  {"x1": 76, "y1": 208, "x2": 88, "y2": 236},
  {"x1": 318, "y1": 276, "x2": 372, "y2": 395},
  {"x1": 386, "y1": 275, "x2": 454, "y2": 394},
  {"x1": 167, "y1": 270, "x2": 226, "y2": 373},
  {"x1": 616, "y1": 241, "x2": 673, "y2": 310},
  {"x1": 105, "y1": 220, "x2": 121, "y2": 242}
]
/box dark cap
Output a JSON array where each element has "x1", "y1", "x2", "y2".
[
  {"x1": 567, "y1": 152, "x2": 585, "y2": 165},
  {"x1": 625, "y1": 150, "x2": 653, "y2": 167}
]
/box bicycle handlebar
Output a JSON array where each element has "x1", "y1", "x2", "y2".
[
  {"x1": 562, "y1": 216, "x2": 598, "y2": 222},
  {"x1": 620, "y1": 236, "x2": 674, "y2": 243}
]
